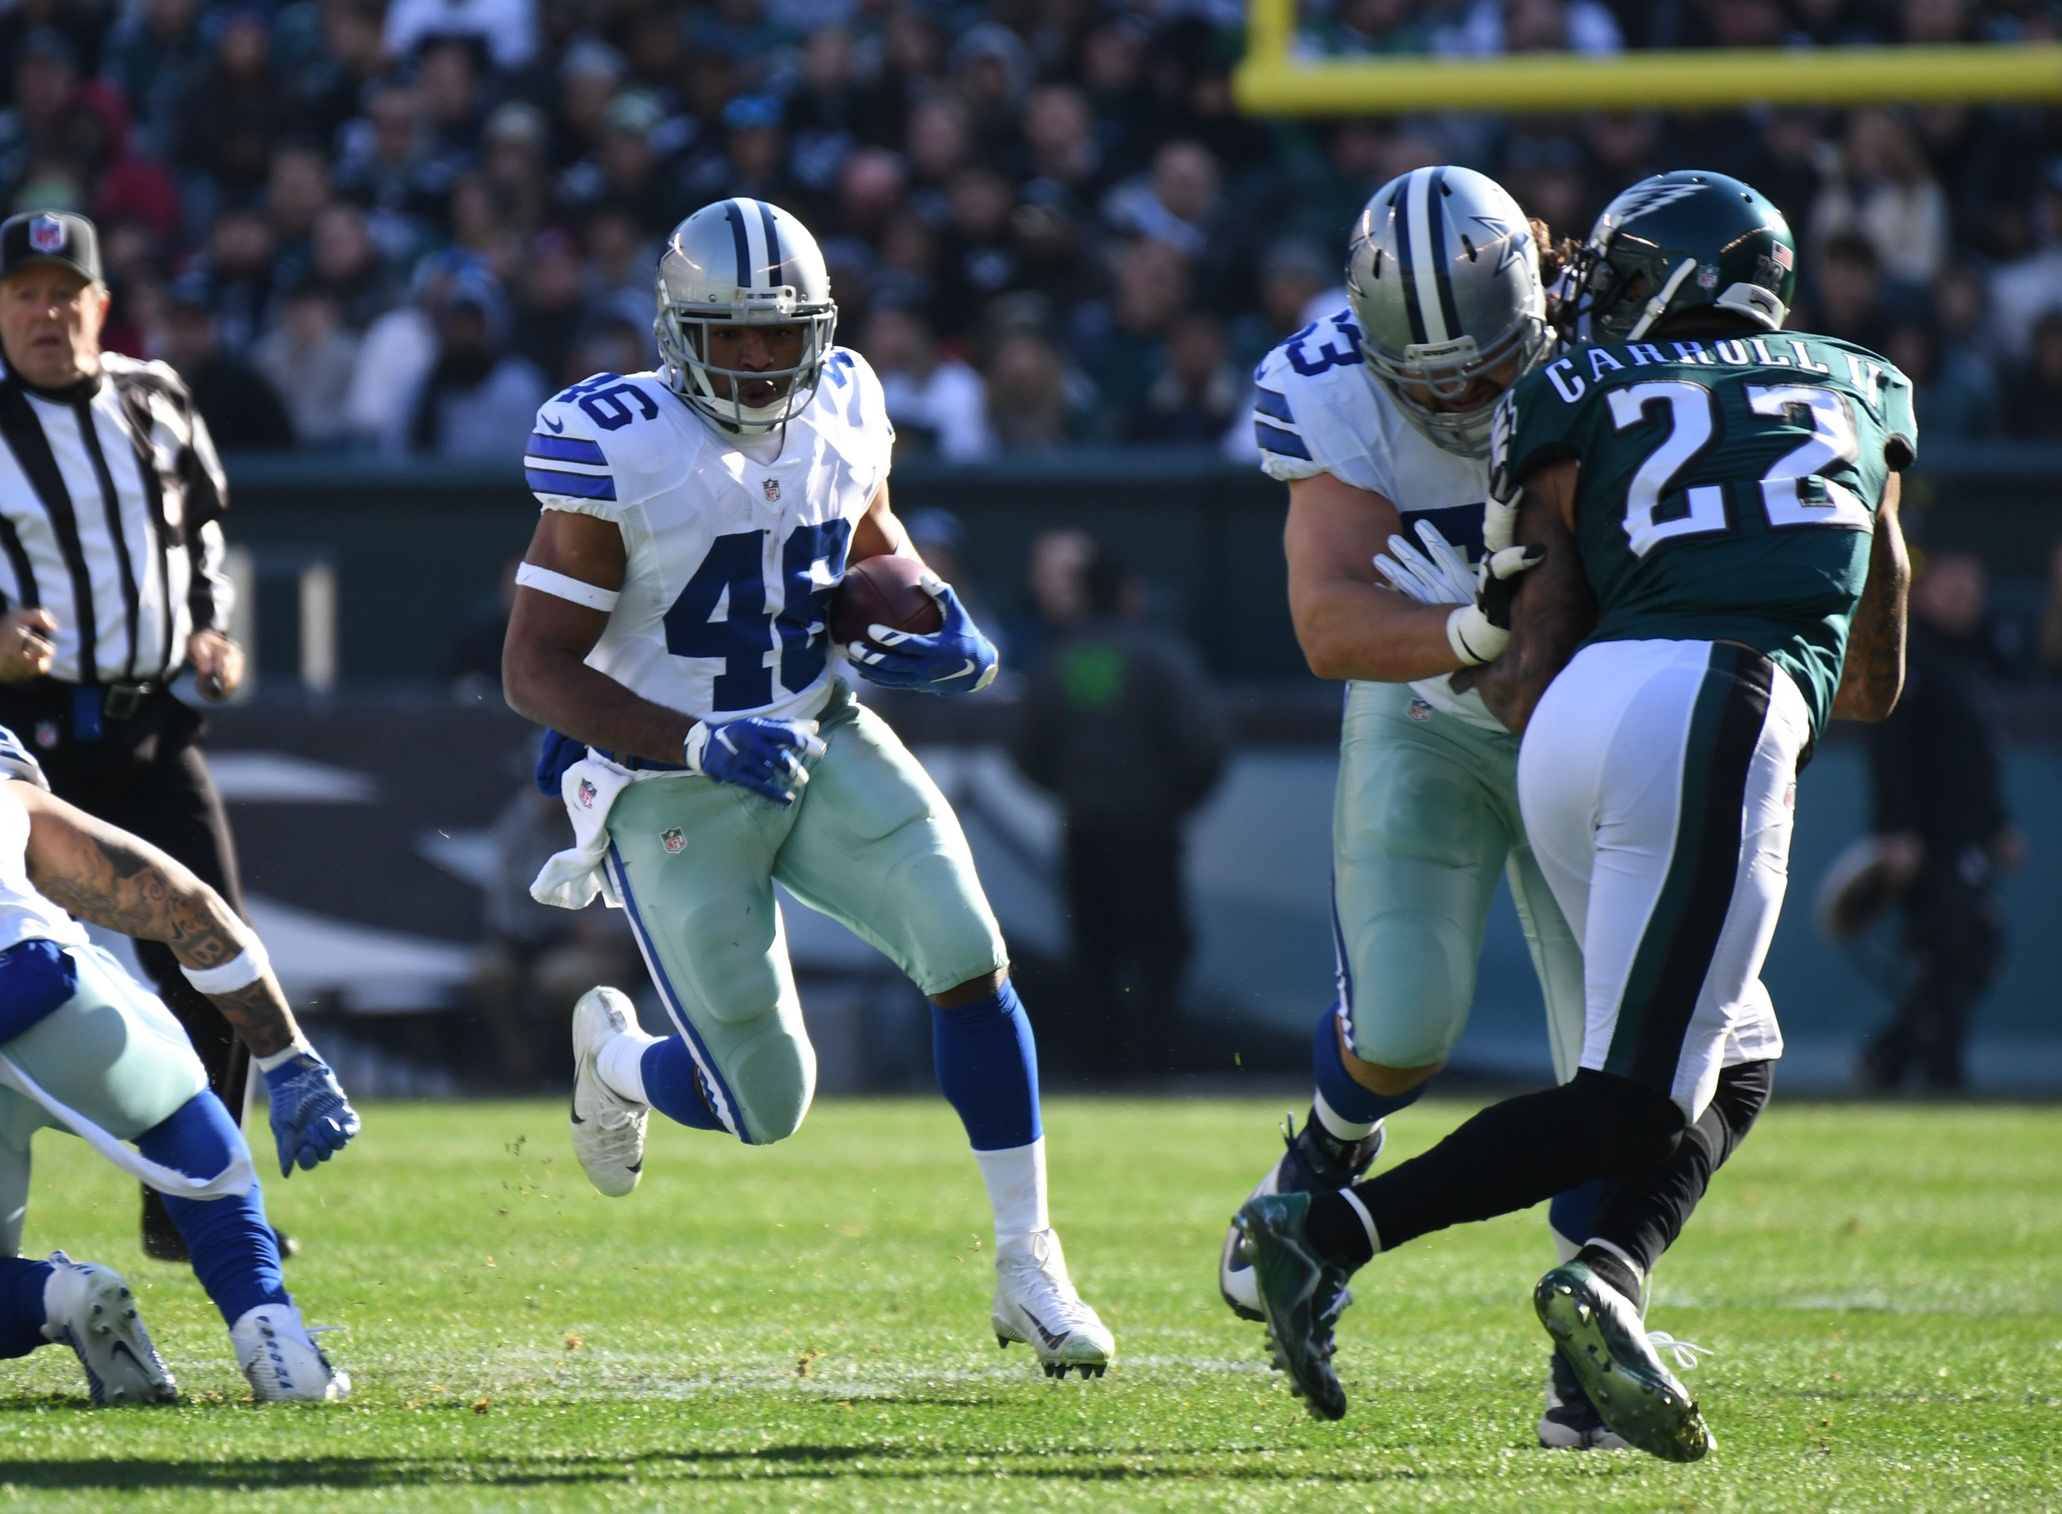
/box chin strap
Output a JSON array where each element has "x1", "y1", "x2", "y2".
[{"x1": 1625, "y1": 258, "x2": 1702, "y2": 342}]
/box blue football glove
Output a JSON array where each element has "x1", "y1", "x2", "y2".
[
  {"x1": 684, "y1": 716, "x2": 827, "y2": 805},
  {"x1": 846, "y1": 573, "x2": 999, "y2": 695},
  {"x1": 263, "y1": 1051, "x2": 362, "y2": 1177}
]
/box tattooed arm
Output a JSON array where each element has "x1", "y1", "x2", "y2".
[
  {"x1": 1471, "y1": 460, "x2": 1597, "y2": 736},
  {"x1": 12, "y1": 782, "x2": 300, "y2": 1056},
  {"x1": 1831, "y1": 472, "x2": 1909, "y2": 723}
]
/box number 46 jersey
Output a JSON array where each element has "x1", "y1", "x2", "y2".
[
  {"x1": 524, "y1": 349, "x2": 893, "y2": 725},
  {"x1": 1492, "y1": 330, "x2": 1917, "y2": 737}
]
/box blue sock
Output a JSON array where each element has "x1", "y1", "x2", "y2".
[
  {"x1": 0, "y1": 1257, "x2": 52, "y2": 1359},
  {"x1": 932, "y1": 979, "x2": 1042, "y2": 1151},
  {"x1": 1313, "y1": 1002, "x2": 1427, "y2": 1128},
  {"x1": 136, "y1": 1093, "x2": 288, "y2": 1328},
  {"x1": 1549, "y1": 1180, "x2": 1604, "y2": 1254},
  {"x1": 639, "y1": 1037, "x2": 725, "y2": 1131}
]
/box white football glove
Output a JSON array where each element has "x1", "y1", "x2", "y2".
[
  {"x1": 1373, "y1": 520, "x2": 1476, "y2": 607},
  {"x1": 1445, "y1": 545, "x2": 1546, "y2": 666}
]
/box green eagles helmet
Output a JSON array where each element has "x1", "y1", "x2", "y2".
[{"x1": 1561, "y1": 170, "x2": 1796, "y2": 345}]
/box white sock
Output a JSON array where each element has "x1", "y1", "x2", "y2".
[
  {"x1": 1313, "y1": 1087, "x2": 1378, "y2": 1142},
  {"x1": 974, "y1": 1138, "x2": 1048, "y2": 1241},
  {"x1": 596, "y1": 1028, "x2": 661, "y2": 1105}
]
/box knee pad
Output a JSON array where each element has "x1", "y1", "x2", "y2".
[{"x1": 724, "y1": 1028, "x2": 815, "y2": 1145}]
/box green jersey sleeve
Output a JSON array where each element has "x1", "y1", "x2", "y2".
[{"x1": 1488, "y1": 367, "x2": 1589, "y2": 506}]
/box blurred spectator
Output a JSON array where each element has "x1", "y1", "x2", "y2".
[
  {"x1": 511, "y1": 229, "x2": 589, "y2": 386},
  {"x1": 479, "y1": 103, "x2": 552, "y2": 242},
  {"x1": 179, "y1": 7, "x2": 290, "y2": 212},
  {"x1": 1435, "y1": 0, "x2": 1625, "y2": 55},
  {"x1": 386, "y1": 0, "x2": 539, "y2": 71},
  {"x1": 1130, "y1": 310, "x2": 1241, "y2": 444},
  {"x1": 1859, "y1": 551, "x2": 2019, "y2": 1093},
  {"x1": 1307, "y1": 0, "x2": 1432, "y2": 53},
  {"x1": 101, "y1": 0, "x2": 210, "y2": 162},
  {"x1": 307, "y1": 201, "x2": 390, "y2": 330},
  {"x1": 2001, "y1": 311, "x2": 2062, "y2": 439},
  {"x1": 1809, "y1": 233, "x2": 1890, "y2": 352},
  {"x1": 1087, "y1": 238, "x2": 1192, "y2": 435},
  {"x1": 0, "y1": 31, "x2": 84, "y2": 207},
  {"x1": 1988, "y1": 169, "x2": 2062, "y2": 367},
  {"x1": 161, "y1": 276, "x2": 296, "y2": 449},
  {"x1": 1013, "y1": 547, "x2": 1229, "y2": 1079},
  {"x1": 251, "y1": 286, "x2": 361, "y2": 447},
  {"x1": 934, "y1": 166, "x2": 1021, "y2": 338},
  {"x1": 1885, "y1": 320, "x2": 1993, "y2": 442},
  {"x1": 1103, "y1": 140, "x2": 1221, "y2": 265},
  {"x1": 190, "y1": 203, "x2": 277, "y2": 356},
  {"x1": 1809, "y1": 108, "x2": 1950, "y2": 294},
  {"x1": 860, "y1": 304, "x2": 995, "y2": 461},
  {"x1": 267, "y1": 143, "x2": 332, "y2": 275},
  {"x1": 390, "y1": 268, "x2": 547, "y2": 459},
  {"x1": 987, "y1": 328, "x2": 1088, "y2": 450}
]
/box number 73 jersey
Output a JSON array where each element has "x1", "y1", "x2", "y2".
[
  {"x1": 524, "y1": 349, "x2": 892, "y2": 724},
  {"x1": 1491, "y1": 330, "x2": 1917, "y2": 736}
]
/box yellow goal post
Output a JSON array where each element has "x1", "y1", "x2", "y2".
[{"x1": 1232, "y1": 0, "x2": 2062, "y2": 115}]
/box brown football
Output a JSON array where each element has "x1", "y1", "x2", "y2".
[{"x1": 831, "y1": 555, "x2": 943, "y2": 645}]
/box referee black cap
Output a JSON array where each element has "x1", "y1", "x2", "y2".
[{"x1": 0, "y1": 211, "x2": 102, "y2": 286}]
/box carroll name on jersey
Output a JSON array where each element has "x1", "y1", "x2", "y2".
[
  {"x1": 1249, "y1": 308, "x2": 1502, "y2": 731},
  {"x1": 526, "y1": 348, "x2": 894, "y2": 725}
]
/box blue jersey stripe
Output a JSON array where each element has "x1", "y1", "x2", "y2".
[
  {"x1": 525, "y1": 467, "x2": 618, "y2": 501},
  {"x1": 1254, "y1": 420, "x2": 1312, "y2": 460},
  {"x1": 527, "y1": 432, "x2": 607, "y2": 465},
  {"x1": 1252, "y1": 387, "x2": 1296, "y2": 424}
]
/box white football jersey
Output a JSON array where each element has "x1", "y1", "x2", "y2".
[
  {"x1": 0, "y1": 782, "x2": 88, "y2": 956},
  {"x1": 1251, "y1": 309, "x2": 1502, "y2": 732},
  {"x1": 526, "y1": 348, "x2": 894, "y2": 725}
]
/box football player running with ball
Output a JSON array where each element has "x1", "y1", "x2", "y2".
[
  {"x1": 1237, "y1": 172, "x2": 1911, "y2": 1459},
  {"x1": 1224, "y1": 164, "x2": 1628, "y2": 1446},
  {"x1": 502, "y1": 198, "x2": 1112, "y2": 1379}
]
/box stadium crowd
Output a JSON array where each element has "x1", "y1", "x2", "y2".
[{"x1": 5, "y1": 0, "x2": 2062, "y2": 457}]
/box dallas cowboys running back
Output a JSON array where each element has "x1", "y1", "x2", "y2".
[
  {"x1": 1221, "y1": 164, "x2": 1622, "y2": 1444},
  {"x1": 502, "y1": 198, "x2": 1111, "y2": 1378},
  {"x1": 0, "y1": 726, "x2": 354, "y2": 1403}
]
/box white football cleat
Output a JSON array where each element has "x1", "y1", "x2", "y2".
[
  {"x1": 41, "y1": 1251, "x2": 176, "y2": 1406},
  {"x1": 231, "y1": 1303, "x2": 349, "y2": 1402},
  {"x1": 570, "y1": 986, "x2": 649, "y2": 1198},
  {"x1": 992, "y1": 1229, "x2": 1114, "y2": 1380}
]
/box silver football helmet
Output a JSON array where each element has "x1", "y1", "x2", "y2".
[
  {"x1": 654, "y1": 198, "x2": 838, "y2": 433},
  {"x1": 1346, "y1": 166, "x2": 1550, "y2": 459}
]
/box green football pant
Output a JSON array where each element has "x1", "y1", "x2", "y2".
[
  {"x1": 1332, "y1": 680, "x2": 1586, "y2": 1082},
  {"x1": 604, "y1": 683, "x2": 1007, "y2": 1146},
  {"x1": 0, "y1": 944, "x2": 209, "y2": 1255}
]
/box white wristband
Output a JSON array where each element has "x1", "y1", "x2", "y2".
[
  {"x1": 180, "y1": 940, "x2": 270, "y2": 995},
  {"x1": 1446, "y1": 605, "x2": 1506, "y2": 667},
  {"x1": 256, "y1": 1033, "x2": 314, "y2": 1074}
]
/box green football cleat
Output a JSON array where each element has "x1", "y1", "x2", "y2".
[
  {"x1": 1234, "y1": 1192, "x2": 1355, "y2": 1421},
  {"x1": 1534, "y1": 1262, "x2": 1715, "y2": 1463}
]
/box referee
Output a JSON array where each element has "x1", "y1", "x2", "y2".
[{"x1": 0, "y1": 210, "x2": 263, "y2": 1262}]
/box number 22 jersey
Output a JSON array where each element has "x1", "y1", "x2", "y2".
[
  {"x1": 1493, "y1": 331, "x2": 1916, "y2": 737},
  {"x1": 524, "y1": 348, "x2": 894, "y2": 725}
]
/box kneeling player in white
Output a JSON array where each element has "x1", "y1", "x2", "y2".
[
  {"x1": 0, "y1": 729, "x2": 356, "y2": 1403},
  {"x1": 1220, "y1": 166, "x2": 1623, "y2": 1443},
  {"x1": 503, "y1": 198, "x2": 1110, "y2": 1378}
]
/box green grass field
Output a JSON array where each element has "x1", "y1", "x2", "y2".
[{"x1": 0, "y1": 1095, "x2": 2055, "y2": 1512}]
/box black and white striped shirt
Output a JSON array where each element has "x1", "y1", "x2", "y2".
[{"x1": 0, "y1": 354, "x2": 232, "y2": 685}]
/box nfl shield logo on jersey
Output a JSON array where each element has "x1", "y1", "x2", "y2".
[
  {"x1": 661, "y1": 827, "x2": 685, "y2": 854},
  {"x1": 32, "y1": 721, "x2": 57, "y2": 749},
  {"x1": 761, "y1": 478, "x2": 781, "y2": 503},
  {"x1": 576, "y1": 778, "x2": 598, "y2": 809},
  {"x1": 1407, "y1": 698, "x2": 1434, "y2": 724},
  {"x1": 28, "y1": 216, "x2": 65, "y2": 253}
]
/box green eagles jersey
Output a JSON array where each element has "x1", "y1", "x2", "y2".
[{"x1": 1491, "y1": 331, "x2": 1917, "y2": 735}]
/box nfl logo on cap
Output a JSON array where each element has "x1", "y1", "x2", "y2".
[{"x1": 27, "y1": 216, "x2": 65, "y2": 254}]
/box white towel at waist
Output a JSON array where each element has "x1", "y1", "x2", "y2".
[{"x1": 529, "y1": 753, "x2": 673, "y2": 910}]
